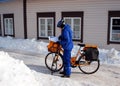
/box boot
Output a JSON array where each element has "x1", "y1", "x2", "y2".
[
  {"x1": 61, "y1": 75, "x2": 70, "y2": 78},
  {"x1": 59, "y1": 71, "x2": 65, "y2": 74}
]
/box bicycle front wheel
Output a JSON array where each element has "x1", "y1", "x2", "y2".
[
  {"x1": 78, "y1": 56, "x2": 100, "y2": 74},
  {"x1": 45, "y1": 52, "x2": 63, "y2": 72}
]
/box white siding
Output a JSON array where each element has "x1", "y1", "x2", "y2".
[
  {"x1": 27, "y1": 0, "x2": 120, "y2": 50},
  {"x1": 0, "y1": 0, "x2": 24, "y2": 38}
]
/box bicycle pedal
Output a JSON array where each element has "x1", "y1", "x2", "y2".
[{"x1": 52, "y1": 64, "x2": 55, "y2": 66}]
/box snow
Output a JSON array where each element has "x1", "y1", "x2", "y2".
[
  {"x1": 0, "y1": 36, "x2": 120, "y2": 86},
  {"x1": 0, "y1": 51, "x2": 39, "y2": 86}
]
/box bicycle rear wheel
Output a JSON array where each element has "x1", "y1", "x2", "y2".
[
  {"x1": 78, "y1": 56, "x2": 100, "y2": 74},
  {"x1": 45, "y1": 52, "x2": 63, "y2": 72}
]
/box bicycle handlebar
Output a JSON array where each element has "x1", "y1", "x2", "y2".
[{"x1": 77, "y1": 43, "x2": 85, "y2": 47}]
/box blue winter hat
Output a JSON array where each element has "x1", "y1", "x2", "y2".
[{"x1": 57, "y1": 19, "x2": 65, "y2": 28}]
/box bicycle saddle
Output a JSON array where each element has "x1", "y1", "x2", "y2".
[{"x1": 77, "y1": 43, "x2": 85, "y2": 47}]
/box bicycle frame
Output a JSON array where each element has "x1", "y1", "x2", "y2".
[
  {"x1": 58, "y1": 45, "x2": 87, "y2": 66},
  {"x1": 70, "y1": 46, "x2": 92, "y2": 67}
]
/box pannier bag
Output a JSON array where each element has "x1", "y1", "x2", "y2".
[
  {"x1": 47, "y1": 41, "x2": 61, "y2": 52},
  {"x1": 83, "y1": 44, "x2": 99, "y2": 61}
]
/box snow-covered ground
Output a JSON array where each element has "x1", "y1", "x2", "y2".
[{"x1": 0, "y1": 36, "x2": 120, "y2": 86}]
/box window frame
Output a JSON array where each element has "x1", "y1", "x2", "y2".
[
  {"x1": 108, "y1": 11, "x2": 120, "y2": 44},
  {"x1": 3, "y1": 14, "x2": 15, "y2": 37},
  {"x1": 37, "y1": 12, "x2": 55, "y2": 39},
  {"x1": 62, "y1": 11, "x2": 84, "y2": 42}
]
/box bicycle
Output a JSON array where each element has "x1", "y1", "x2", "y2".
[{"x1": 45, "y1": 41, "x2": 100, "y2": 74}]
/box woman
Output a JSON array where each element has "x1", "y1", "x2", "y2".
[{"x1": 57, "y1": 19, "x2": 73, "y2": 78}]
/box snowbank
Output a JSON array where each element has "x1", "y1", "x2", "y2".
[
  {"x1": 0, "y1": 36, "x2": 120, "y2": 65},
  {"x1": 0, "y1": 36, "x2": 120, "y2": 86},
  {"x1": 99, "y1": 48, "x2": 120, "y2": 66},
  {"x1": 0, "y1": 36, "x2": 48, "y2": 54},
  {"x1": 0, "y1": 51, "x2": 82, "y2": 86},
  {"x1": 0, "y1": 51, "x2": 39, "y2": 86}
]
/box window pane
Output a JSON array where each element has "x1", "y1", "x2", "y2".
[
  {"x1": 112, "y1": 30, "x2": 120, "y2": 33},
  {"x1": 4, "y1": 19, "x2": 9, "y2": 34},
  {"x1": 112, "y1": 27, "x2": 120, "y2": 30},
  {"x1": 73, "y1": 31, "x2": 80, "y2": 39},
  {"x1": 111, "y1": 18, "x2": 120, "y2": 41},
  {"x1": 47, "y1": 19, "x2": 53, "y2": 30},
  {"x1": 41, "y1": 30, "x2": 45, "y2": 36},
  {"x1": 40, "y1": 25, "x2": 45, "y2": 36},
  {"x1": 9, "y1": 18, "x2": 13, "y2": 34},
  {"x1": 39, "y1": 18, "x2": 45, "y2": 37},
  {"x1": 40, "y1": 25, "x2": 45, "y2": 30},
  {"x1": 40, "y1": 19, "x2": 45, "y2": 24},
  {"x1": 65, "y1": 18, "x2": 71, "y2": 25},
  {"x1": 48, "y1": 30, "x2": 52, "y2": 36},
  {"x1": 47, "y1": 19, "x2": 52, "y2": 25},
  {"x1": 74, "y1": 19, "x2": 80, "y2": 32},
  {"x1": 73, "y1": 18, "x2": 81, "y2": 39},
  {"x1": 4, "y1": 19, "x2": 7, "y2": 33},
  {"x1": 112, "y1": 19, "x2": 120, "y2": 25},
  {"x1": 74, "y1": 25, "x2": 80, "y2": 31},
  {"x1": 74, "y1": 19, "x2": 80, "y2": 25},
  {"x1": 48, "y1": 25, "x2": 52, "y2": 30},
  {"x1": 112, "y1": 34, "x2": 120, "y2": 41},
  {"x1": 47, "y1": 26, "x2": 53, "y2": 36},
  {"x1": 47, "y1": 18, "x2": 53, "y2": 36}
]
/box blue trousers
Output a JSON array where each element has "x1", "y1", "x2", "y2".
[{"x1": 63, "y1": 49, "x2": 71, "y2": 76}]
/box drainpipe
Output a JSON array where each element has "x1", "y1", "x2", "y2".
[{"x1": 23, "y1": 0, "x2": 27, "y2": 39}]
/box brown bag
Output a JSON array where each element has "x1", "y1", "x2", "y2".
[{"x1": 47, "y1": 41, "x2": 61, "y2": 52}]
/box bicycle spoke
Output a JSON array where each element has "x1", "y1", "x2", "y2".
[
  {"x1": 45, "y1": 52, "x2": 63, "y2": 72},
  {"x1": 78, "y1": 57, "x2": 100, "y2": 74}
]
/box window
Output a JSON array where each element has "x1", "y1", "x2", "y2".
[
  {"x1": 64, "y1": 17, "x2": 81, "y2": 40},
  {"x1": 37, "y1": 12, "x2": 55, "y2": 39},
  {"x1": 4, "y1": 18, "x2": 13, "y2": 35},
  {"x1": 108, "y1": 11, "x2": 120, "y2": 44},
  {"x1": 62, "y1": 11, "x2": 84, "y2": 42},
  {"x1": 3, "y1": 14, "x2": 15, "y2": 37},
  {"x1": 38, "y1": 18, "x2": 53, "y2": 37},
  {"x1": 0, "y1": 14, "x2": 1, "y2": 36}
]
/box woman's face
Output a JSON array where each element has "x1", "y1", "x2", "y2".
[{"x1": 58, "y1": 27, "x2": 62, "y2": 33}]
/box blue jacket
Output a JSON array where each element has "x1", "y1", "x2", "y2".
[{"x1": 59, "y1": 24, "x2": 73, "y2": 51}]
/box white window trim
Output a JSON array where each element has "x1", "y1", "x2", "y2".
[
  {"x1": 64, "y1": 17, "x2": 81, "y2": 39},
  {"x1": 4, "y1": 18, "x2": 13, "y2": 35},
  {"x1": 38, "y1": 17, "x2": 54, "y2": 37},
  {"x1": 110, "y1": 17, "x2": 120, "y2": 42}
]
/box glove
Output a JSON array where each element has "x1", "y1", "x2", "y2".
[
  {"x1": 56, "y1": 41, "x2": 60, "y2": 44},
  {"x1": 58, "y1": 36, "x2": 62, "y2": 40}
]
